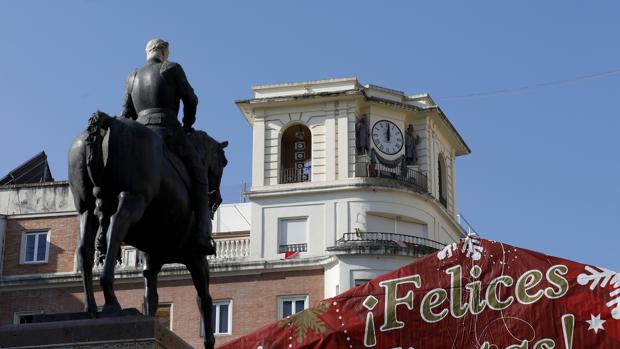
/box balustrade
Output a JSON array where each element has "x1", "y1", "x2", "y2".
[
  {"x1": 93, "y1": 237, "x2": 251, "y2": 270},
  {"x1": 207, "y1": 237, "x2": 251, "y2": 260}
]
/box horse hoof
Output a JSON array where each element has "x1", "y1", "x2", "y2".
[
  {"x1": 101, "y1": 303, "x2": 122, "y2": 316},
  {"x1": 84, "y1": 306, "x2": 98, "y2": 317},
  {"x1": 204, "y1": 336, "x2": 215, "y2": 349}
]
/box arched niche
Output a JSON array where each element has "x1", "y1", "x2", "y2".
[{"x1": 280, "y1": 124, "x2": 312, "y2": 184}]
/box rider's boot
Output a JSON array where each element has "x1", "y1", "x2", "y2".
[{"x1": 174, "y1": 130, "x2": 216, "y2": 255}]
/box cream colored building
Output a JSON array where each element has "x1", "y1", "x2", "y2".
[{"x1": 236, "y1": 77, "x2": 471, "y2": 297}]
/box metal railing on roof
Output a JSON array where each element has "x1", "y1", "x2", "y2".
[{"x1": 457, "y1": 213, "x2": 479, "y2": 236}]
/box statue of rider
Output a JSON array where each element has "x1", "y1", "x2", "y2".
[{"x1": 120, "y1": 38, "x2": 214, "y2": 255}]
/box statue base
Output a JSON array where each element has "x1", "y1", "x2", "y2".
[{"x1": 0, "y1": 311, "x2": 192, "y2": 348}]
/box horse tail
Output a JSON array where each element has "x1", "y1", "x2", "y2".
[{"x1": 85, "y1": 111, "x2": 113, "y2": 193}]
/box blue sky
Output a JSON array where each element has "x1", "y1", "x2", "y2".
[{"x1": 1, "y1": 1, "x2": 618, "y2": 270}]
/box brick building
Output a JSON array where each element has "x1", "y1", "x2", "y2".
[{"x1": 0, "y1": 78, "x2": 471, "y2": 347}]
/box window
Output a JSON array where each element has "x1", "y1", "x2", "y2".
[
  {"x1": 278, "y1": 295, "x2": 308, "y2": 319},
  {"x1": 202, "y1": 300, "x2": 232, "y2": 336},
  {"x1": 354, "y1": 279, "x2": 372, "y2": 287},
  {"x1": 438, "y1": 154, "x2": 447, "y2": 207},
  {"x1": 20, "y1": 231, "x2": 49, "y2": 264},
  {"x1": 154, "y1": 303, "x2": 173, "y2": 330},
  {"x1": 351, "y1": 270, "x2": 386, "y2": 292},
  {"x1": 365, "y1": 213, "x2": 428, "y2": 238},
  {"x1": 278, "y1": 218, "x2": 308, "y2": 254},
  {"x1": 13, "y1": 311, "x2": 42, "y2": 324}
]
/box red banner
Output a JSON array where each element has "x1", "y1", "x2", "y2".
[{"x1": 221, "y1": 237, "x2": 620, "y2": 348}]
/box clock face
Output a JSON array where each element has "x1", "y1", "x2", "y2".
[{"x1": 372, "y1": 120, "x2": 403, "y2": 155}]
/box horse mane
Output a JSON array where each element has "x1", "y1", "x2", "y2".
[
  {"x1": 186, "y1": 130, "x2": 210, "y2": 162},
  {"x1": 187, "y1": 130, "x2": 228, "y2": 169},
  {"x1": 85, "y1": 111, "x2": 113, "y2": 191}
]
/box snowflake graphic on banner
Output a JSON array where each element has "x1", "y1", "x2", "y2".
[
  {"x1": 437, "y1": 233, "x2": 483, "y2": 261},
  {"x1": 577, "y1": 265, "x2": 620, "y2": 320},
  {"x1": 586, "y1": 313, "x2": 606, "y2": 334}
]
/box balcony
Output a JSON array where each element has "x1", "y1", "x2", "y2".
[
  {"x1": 94, "y1": 237, "x2": 251, "y2": 271},
  {"x1": 327, "y1": 231, "x2": 444, "y2": 257},
  {"x1": 278, "y1": 243, "x2": 308, "y2": 254},
  {"x1": 208, "y1": 236, "x2": 251, "y2": 260},
  {"x1": 355, "y1": 156, "x2": 428, "y2": 193},
  {"x1": 280, "y1": 168, "x2": 311, "y2": 184},
  {"x1": 93, "y1": 245, "x2": 145, "y2": 271}
]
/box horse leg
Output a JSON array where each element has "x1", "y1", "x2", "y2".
[
  {"x1": 95, "y1": 215, "x2": 110, "y2": 265},
  {"x1": 100, "y1": 192, "x2": 146, "y2": 314},
  {"x1": 186, "y1": 255, "x2": 215, "y2": 349},
  {"x1": 143, "y1": 253, "x2": 163, "y2": 317},
  {"x1": 76, "y1": 209, "x2": 98, "y2": 315}
]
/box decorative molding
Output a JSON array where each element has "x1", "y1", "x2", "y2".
[
  {"x1": 305, "y1": 115, "x2": 322, "y2": 126},
  {"x1": 6, "y1": 211, "x2": 77, "y2": 220},
  {"x1": 0, "y1": 256, "x2": 334, "y2": 291}
]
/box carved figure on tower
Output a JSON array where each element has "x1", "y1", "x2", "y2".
[
  {"x1": 356, "y1": 115, "x2": 370, "y2": 155},
  {"x1": 405, "y1": 124, "x2": 419, "y2": 165}
]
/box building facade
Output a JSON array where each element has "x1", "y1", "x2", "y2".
[{"x1": 0, "y1": 78, "x2": 470, "y2": 347}]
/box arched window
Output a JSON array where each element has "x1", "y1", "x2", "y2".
[
  {"x1": 438, "y1": 154, "x2": 447, "y2": 207},
  {"x1": 280, "y1": 124, "x2": 312, "y2": 184}
]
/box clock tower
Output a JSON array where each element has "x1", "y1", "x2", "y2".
[{"x1": 236, "y1": 77, "x2": 470, "y2": 297}]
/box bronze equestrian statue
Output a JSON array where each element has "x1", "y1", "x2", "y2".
[{"x1": 68, "y1": 39, "x2": 226, "y2": 349}]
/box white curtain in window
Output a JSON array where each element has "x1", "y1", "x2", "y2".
[
  {"x1": 279, "y1": 218, "x2": 307, "y2": 245},
  {"x1": 396, "y1": 220, "x2": 427, "y2": 237},
  {"x1": 366, "y1": 214, "x2": 427, "y2": 237},
  {"x1": 366, "y1": 214, "x2": 394, "y2": 233}
]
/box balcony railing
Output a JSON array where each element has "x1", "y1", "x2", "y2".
[
  {"x1": 328, "y1": 231, "x2": 444, "y2": 256},
  {"x1": 94, "y1": 245, "x2": 145, "y2": 270},
  {"x1": 94, "y1": 237, "x2": 251, "y2": 270},
  {"x1": 278, "y1": 243, "x2": 308, "y2": 254},
  {"x1": 355, "y1": 157, "x2": 428, "y2": 193},
  {"x1": 207, "y1": 237, "x2": 251, "y2": 260},
  {"x1": 280, "y1": 168, "x2": 311, "y2": 184}
]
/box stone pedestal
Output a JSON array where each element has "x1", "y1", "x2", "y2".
[{"x1": 0, "y1": 314, "x2": 192, "y2": 348}]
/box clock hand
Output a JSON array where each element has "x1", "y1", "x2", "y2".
[{"x1": 387, "y1": 124, "x2": 391, "y2": 142}]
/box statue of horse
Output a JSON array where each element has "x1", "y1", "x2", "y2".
[{"x1": 68, "y1": 111, "x2": 227, "y2": 349}]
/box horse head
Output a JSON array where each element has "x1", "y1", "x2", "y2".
[{"x1": 203, "y1": 136, "x2": 228, "y2": 215}]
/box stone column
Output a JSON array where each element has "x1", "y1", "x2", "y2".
[
  {"x1": 252, "y1": 117, "x2": 266, "y2": 187},
  {"x1": 325, "y1": 102, "x2": 337, "y2": 181},
  {"x1": 337, "y1": 105, "x2": 350, "y2": 180}
]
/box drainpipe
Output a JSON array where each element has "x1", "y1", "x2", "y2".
[{"x1": 0, "y1": 215, "x2": 6, "y2": 277}]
